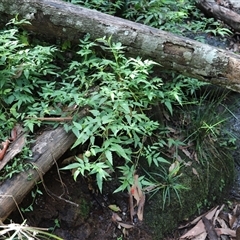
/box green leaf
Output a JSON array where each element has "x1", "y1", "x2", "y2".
[
  {"x1": 156, "y1": 156, "x2": 170, "y2": 164},
  {"x1": 89, "y1": 109, "x2": 100, "y2": 116},
  {"x1": 105, "y1": 150, "x2": 113, "y2": 165},
  {"x1": 73, "y1": 121, "x2": 82, "y2": 130},
  {"x1": 164, "y1": 101, "x2": 172, "y2": 115},
  {"x1": 24, "y1": 69, "x2": 29, "y2": 79},
  {"x1": 121, "y1": 103, "x2": 130, "y2": 114},
  {"x1": 60, "y1": 163, "x2": 80, "y2": 170},
  {"x1": 73, "y1": 169, "x2": 81, "y2": 181},
  {"x1": 125, "y1": 114, "x2": 131, "y2": 125},
  {"x1": 108, "y1": 204, "x2": 121, "y2": 212},
  {"x1": 110, "y1": 143, "x2": 130, "y2": 161}
]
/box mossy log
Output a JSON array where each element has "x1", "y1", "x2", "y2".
[
  {"x1": 1, "y1": 0, "x2": 240, "y2": 91},
  {"x1": 0, "y1": 127, "x2": 76, "y2": 222}
]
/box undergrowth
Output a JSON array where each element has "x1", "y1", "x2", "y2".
[
  {"x1": 0, "y1": 15, "x2": 235, "y2": 222},
  {"x1": 0, "y1": 1, "x2": 236, "y2": 238},
  {"x1": 65, "y1": 0, "x2": 232, "y2": 37}
]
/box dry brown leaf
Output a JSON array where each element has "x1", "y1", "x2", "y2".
[
  {"x1": 215, "y1": 227, "x2": 236, "y2": 237},
  {"x1": 129, "y1": 187, "x2": 134, "y2": 223},
  {"x1": 205, "y1": 206, "x2": 219, "y2": 220},
  {"x1": 202, "y1": 216, "x2": 218, "y2": 240},
  {"x1": 231, "y1": 204, "x2": 240, "y2": 229},
  {"x1": 192, "y1": 167, "x2": 199, "y2": 178},
  {"x1": 193, "y1": 152, "x2": 200, "y2": 163},
  {"x1": 184, "y1": 161, "x2": 192, "y2": 167},
  {"x1": 229, "y1": 213, "x2": 236, "y2": 229},
  {"x1": 118, "y1": 222, "x2": 134, "y2": 229},
  {"x1": 180, "y1": 219, "x2": 206, "y2": 239},
  {"x1": 129, "y1": 174, "x2": 145, "y2": 222},
  {"x1": 112, "y1": 213, "x2": 134, "y2": 230},
  {"x1": 231, "y1": 215, "x2": 240, "y2": 230},
  {"x1": 191, "y1": 231, "x2": 207, "y2": 240},
  {"x1": 131, "y1": 175, "x2": 141, "y2": 204},
  {"x1": 236, "y1": 226, "x2": 240, "y2": 240},
  {"x1": 179, "y1": 206, "x2": 219, "y2": 230},
  {"x1": 216, "y1": 217, "x2": 228, "y2": 229},
  {"x1": 179, "y1": 215, "x2": 204, "y2": 230},
  {"x1": 112, "y1": 212, "x2": 122, "y2": 222},
  {"x1": 213, "y1": 204, "x2": 224, "y2": 225},
  {"x1": 0, "y1": 128, "x2": 26, "y2": 171},
  {"x1": 137, "y1": 193, "x2": 145, "y2": 221},
  {"x1": 181, "y1": 148, "x2": 193, "y2": 159}
]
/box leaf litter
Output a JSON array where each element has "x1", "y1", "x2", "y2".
[
  {"x1": 177, "y1": 203, "x2": 240, "y2": 239},
  {"x1": 110, "y1": 173, "x2": 146, "y2": 236}
]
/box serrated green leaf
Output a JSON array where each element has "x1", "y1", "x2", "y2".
[
  {"x1": 89, "y1": 109, "x2": 100, "y2": 116},
  {"x1": 110, "y1": 143, "x2": 130, "y2": 161},
  {"x1": 105, "y1": 150, "x2": 113, "y2": 165},
  {"x1": 157, "y1": 157, "x2": 170, "y2": 164},
  {"x1": 164, "y1": 101, "x2": 172, "y2": 115},
  {"x1": 73, "y1": 121, "x2": 82, "y2": 130},
  {"x1": 60, "y1": 163, "x2": 80, "y2": 170},
  {"x1": 125, "y1": 114, "x2": 131, "y2": 125},
  {"x1": 121, "y1": 103, "x2": 130, "y2": 113}
]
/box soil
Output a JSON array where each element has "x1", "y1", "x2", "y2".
[{"x1": 9, "y1": 161, "x2": 153, "y2": 240}]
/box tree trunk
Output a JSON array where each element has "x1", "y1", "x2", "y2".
[
  {"x1": 196, "y1": 0, "x2": 240, "y2": 32},
  {"x1": 1, "y1": 0, "x2": 240, "y2": 92},
  {"x1": 0, "y1": 126, "x2": 76, "y2": 222}
]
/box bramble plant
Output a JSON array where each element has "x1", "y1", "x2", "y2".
[
  {"x1": 60, "y1": 34, "x2": 191, "y2": 194},
  {"x1": 1, "y1": 16, "x2": 233, "y2": 211},
  {"x1": 0, "y1": 18, "x2": 208, "y2": 202}
]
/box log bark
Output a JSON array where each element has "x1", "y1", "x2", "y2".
[
  {"x1": 0, "y1": 127, "x2": 76, "y2": 222},
  {"x1": 196, "y1": 0, "x2": 240, "y2": 32},
  {"x1": 1, "y1": 0, "x2": 240, "y2": 92}
]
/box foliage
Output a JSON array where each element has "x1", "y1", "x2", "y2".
[
  {"x1": 63, "y1": 0, "x2": 232, "y2": 37},
  {"x1": 0, "y1": 19, "x2": 193, "y2": 198},
  {"x1": 141, "y1": 160, "x2": 189, "y2": 208},
  {"x1": 0, "y1": 19, "x2": 61, "y2": 181},
  {"x1": 0, "y1": 19, "x2": 60, "y2": 138},
  {"x1": 64, "y1": 0, "x2": 124, "y2": 15},
  {"x1": 179, "y1": 88, "x2": 236, "y2": 164},
  {"x1": 0, "y1": 15, "x2": 234, "y2": 211},
  {"x1": 60, "y1": 34, "x2": 194, "y2": 193},
  {"x1": 21, "y1": 184, "x2": 43, "y2": 213}
]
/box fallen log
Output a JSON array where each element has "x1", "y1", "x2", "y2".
[
  {"x1": 1, "y1": 0, "x2": 240, "y2": 92},
  {"x1": 196, "y1": 0, "x2": 240, "y2": 32},
  {"x1": 0, "y1": 126, "x2": 76, "y2": 222}
]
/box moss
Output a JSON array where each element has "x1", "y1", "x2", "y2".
[
  {"x1": 77, "y1": 198, "x2": 91, "y2": 219},
  {"x1": 143, "y1": 148, "x2": 234, "y2": 239}
]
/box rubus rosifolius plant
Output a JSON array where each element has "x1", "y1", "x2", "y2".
[
  {"x1": 0, "y1": 19, "x2": 60, "y2": 136},
  {"x1": 0, "y1": 19, "x2": 62, "y2": 181},
  {"x1": 60, "y1": 34, "x2": 192, "y2": 195},
  {"x1": 1, "y1": 18, "x2": 204, "y2": 204}
]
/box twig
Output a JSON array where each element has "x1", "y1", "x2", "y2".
[{"x1": 25, "y1": 117, "x2": 73, "y2": 121}]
